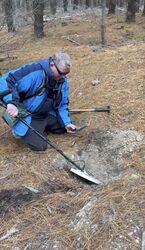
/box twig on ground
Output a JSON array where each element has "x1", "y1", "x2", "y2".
[
  {"x1": 0, "y1": 226, "x2": 19, "y2": 241},
  {"x1": 0, "y1": 128, "x2": 11, "y2": 139},
  {"x1": 22, "y1": 184, "x2": 40, "y2": 194},
  {"x1": 66, "y1": 37, "x2": 81, "y2": 46},
  {"x1": 0, "y1": 56, "x2": 17, "y2": 62},
  {"x1": 0, "y1": 174, "x2": 10, "y2": 180}
]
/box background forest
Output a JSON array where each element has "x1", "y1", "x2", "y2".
[{"x1": 0, "y1": 0, "x2": 145, "y2": 38}]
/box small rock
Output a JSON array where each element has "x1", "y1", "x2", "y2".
[
  {"x1": 115, "y1": 25, "x2": 124, "y2": 30},
  {"x1": 124, "y1": 173, "x2": 141, "y2": 181},
  {"x1": 91, "y1": 79, "x2": 100, "y2": 86}
]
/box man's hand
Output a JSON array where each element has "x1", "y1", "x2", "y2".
[
  {"x1": 65, "y1": 123, "x2": 78, "y2": 133},
  {"x1": 7, "y1": 104, "x2": 18, "y2": 117}
]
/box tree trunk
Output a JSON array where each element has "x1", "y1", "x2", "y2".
[
  {"x1": 16, "y1": 0, "x2": 21, "y2": 8},
  {"x1": 3, "y1": 0, "x2": 15, "y2": 32},
  {"x1": 136, "y1": 0, "x2": 140, "y2": 12},
  {"x1": 63, "y1": 0, "x2": 68, "y2": 11},
  {"x1": 118, "y1": 0, "x2": 124, "y2": 7},
  {"x1": 86, "y1": 0, "x2": 91, "y2": 8},
  {"x1": 101, "y1": 0, "x2": 106, "y2": 46},
  {"x1": 33, "y1": 0, "x2": 44, "y2": 38},
  {"x1": 25, "y1": 0, "x2": 31, "y2": 11},
  {"x1": 126, "y1": 0, "x2": 136, "y2": 22},
  {"x1": 73, "y1": 0, "x2": 79, "y2": 9},
  {"x1": 50, "y1": 0, "x2": 57, "y2": 15},
  {"x1": 108, "y1": 0, "x2": 116, "y2": 14},
  {"x1": 97, "y1": 0, "x2": 102, "y2": 6},
  {"x1": 142, "y1": 0, "x2": 145, "y2": 16},
  {"x1": 93, "y1": 0, "x2": 97, "y2": 7},
  {"x1": 79, "y1": 0, "x2": 83, "y2": 6}
]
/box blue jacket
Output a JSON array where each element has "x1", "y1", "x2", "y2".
[{"x1": 0, "y1": 58, "x2": 72, "y2": 136}]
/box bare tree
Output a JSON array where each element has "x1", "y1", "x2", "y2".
[
  {"x1": 3, "y1": 0, "x2": 15, "y2": 32},
  {"x1": 136, "y1": 0, "x2": 140, "y2": 12},
  {"x1": 73, "y1": 0, "x2": 79, "y2": 10},
  {"x1": 101, "y1": 0, "x2": 106, "y2": 45},
  {"x1": 63, "y1": 0, "x2": 68, "y2": 12},
  {"x1": 33, "y1": 0, "x2": 44, "y2": 38},
  {"x1": 108, "y1": 0, "x2": 116, "y2": 14},
  {"x1": 93, "y1": 0, "x2": 101, "y2": 7},
  {"x1": 142, "y1": 0, "x2": 145, "y2": 16},
  {"x1": 86, "y1": 0, "x2": 91, "y2": 8},
  {"x1": 126, "y1": 0, "x2": 137, "y2": 22},
  {"x1": 118, "y1": 0, "x2": 124, "y2": 7},
  {"x1": 50, "y1": 0, "x2": 57, "y2": 15},
  {"x1": 25, "y1": 0, "x2": 31, "y2": 11}
]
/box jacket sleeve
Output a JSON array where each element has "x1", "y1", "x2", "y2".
[
  {"x1": 58, "y1": 78, "x2": 72, "y2": 126},
  {"x1": 5, "y1": 63, "x2": 42, "y2": 105}
]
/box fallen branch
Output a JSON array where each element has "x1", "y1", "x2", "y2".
[
  {"x1": 0, "y1": 226, "x2": 19, "y2": 241},
  {"x1": 22, "y1": 184, "x2": 40, "y2": 194},
  {"x1": 0, "y1": 128, "x2": 11, "y2": 139},
  {"x1": 66, "y1": 37, "x2": 81, "y2": 46},
  {"x1": 0, "y1": 174, "x2": 10, "y2": 180},
  {"x1": 0, "y1": 56, "x2": 17, "y2": 62}
]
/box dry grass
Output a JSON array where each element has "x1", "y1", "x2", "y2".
[{"x1": 0, "y1": 13, "x2": 145, "y2": 249}]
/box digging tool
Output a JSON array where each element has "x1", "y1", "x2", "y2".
[
  {"x1": 69, "y1": 106, "x2": 110, "y2": 113},
  {"x1": 16, "y1": 118, "x2": 101, "y2": 185},
  {"x1": 75, "y1": 125, "x2": 88, "y2": 132},
  {"x1": 0, "y1": 96, "x2": 101, "y2": 185},
  {"x1": 0, "y1": 89, "x2": 12, "y2": 98}
]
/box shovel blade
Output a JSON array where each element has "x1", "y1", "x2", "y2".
[{"x1": 70, "y1": 168, "x2": 101, "y2": 185}]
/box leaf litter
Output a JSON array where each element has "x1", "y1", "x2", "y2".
[{"x1": 0, "y1": 13, "x2": 145, "y2": 249}]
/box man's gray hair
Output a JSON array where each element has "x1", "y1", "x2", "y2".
[{"x1": 52, "y1": 51, "x2": 70, "y2": 71}]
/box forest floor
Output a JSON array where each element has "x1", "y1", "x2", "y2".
[{"x1": 0, "y1": 12, "x2": 145, "y2": 249}]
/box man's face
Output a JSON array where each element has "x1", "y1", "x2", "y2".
[{"x1": 50, "y1": 61, "x2": 70, "y2": 81}]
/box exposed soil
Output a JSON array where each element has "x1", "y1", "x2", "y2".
[{"x1": 0, "y1": 12, "x2": 145, "y2": 250}]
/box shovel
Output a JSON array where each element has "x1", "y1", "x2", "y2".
[
  {"x1": 0, "y1": 97, "x2": 101, "y2": 185},
  {"x1": 69, "y1": 106, "x2": 110, "y2": 113},
  {"x1": 14, "y1": 117, "x2": 102, "y2": 185}
]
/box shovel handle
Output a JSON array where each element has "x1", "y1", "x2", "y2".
[
  {"x1": 0, "y1": 89, "x2": 12, "y2": 99},
  {"x1": 69, "y1": 106, "x2": 110, "y2": 113}
]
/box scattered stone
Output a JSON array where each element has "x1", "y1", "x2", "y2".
[
  {"x1": 0, "y1": 226, "x2": 19, "y2": 241},
  {"x1": 22, "y1": 184, "x2": 40, "y2": 194},
  {"x1": 114, "y1": 25, "x2": 124, "y2": 29},
  {"x1": 124, "y1": 173, "x2": 141, "y2": 182},
  {"x1": 91, "y1": 79, "x2": 100, "y2": 86},
  {"x1": 72, "y1": 197, "x2": 97, "y2": 230}
]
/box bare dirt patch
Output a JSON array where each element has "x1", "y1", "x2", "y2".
[{"x1": 78, "y1": 128, "x2": 145, "y2": 183}]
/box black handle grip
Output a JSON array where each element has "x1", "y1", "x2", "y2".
[
  {"x1": 0, "y1": 100, "x2": 6, "y2": 108},
  {"x1": 94, "y1": 106, "x2": 110, "y2": 113},
  {"x1": 0, "y1": 89, "x2": 12, "y2": 99}
]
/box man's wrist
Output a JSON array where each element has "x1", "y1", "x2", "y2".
[{"x1": 6, "y1": 101, "x2": 17, "y2": 107}]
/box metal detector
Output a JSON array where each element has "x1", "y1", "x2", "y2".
[
  {"x1": 0, "y1": 91, "x2": 110, "y2": 185},
  {"x1": 11, "y1": 115, "x2": 102, "y2": 185}
]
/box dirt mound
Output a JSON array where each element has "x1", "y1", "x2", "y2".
[{"x1": 78, "y1": 128, "x2": 145, "y2": 183}]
